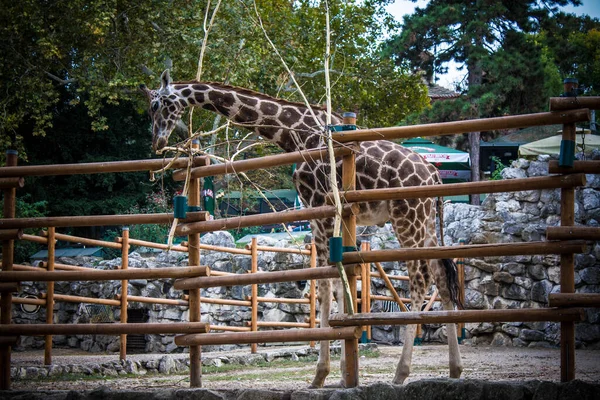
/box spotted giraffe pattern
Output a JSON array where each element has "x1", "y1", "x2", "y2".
[{"x1": 141, "y1": 70, "x2": 463, "y2": 387}]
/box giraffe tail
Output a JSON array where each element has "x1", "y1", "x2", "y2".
[{"x1": 442, "y1": 258, "x2": 464, "y2": 310}]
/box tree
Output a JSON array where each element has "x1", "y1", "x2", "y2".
[
  {"x1": 1, "y1": 1, "x2": 428, "y2": 231},
  {"x1": 385, "y1": 0, "x2": 581, "y2": 203}
]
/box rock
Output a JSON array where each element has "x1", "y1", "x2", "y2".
[
  {"x1": 579, "y1": 267, "x2": 600, "y2": 284},
  {"x1": 158, "y1": 355, "x2": 177, "y2": 374},
  {"x1": 519, "y1": 329, "x2": 545, "y2": 342},
  {"x1": 491, "y1": 332, "x2": 512, "y2": 346},
  {"x1": 493, "y1": 271, "x2": 514, "y2": 284},
  {"x1": 530, "y1": 280, "x2": 553, "y2": 303},
  {"x1": 503, "y1": 284, "x2": 529, "y2": 301}
]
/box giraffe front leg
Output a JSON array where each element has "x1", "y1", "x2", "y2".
[
  {"x1": 394, "y1": 322, "x2": 417, "y2": 384},
  {"x1": 443, "y1": 302, "x2": 463, "y2": 379},
  {"x1": 310, "y1": 278, "x2": 332, "y2": 388},
  {"x1": 333, "y1": 278, "x2": 347, "y2": 388}
]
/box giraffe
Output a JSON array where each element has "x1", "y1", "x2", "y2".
[{"x1": 141, "y1": 70, "x2": 463, "y2": 387}]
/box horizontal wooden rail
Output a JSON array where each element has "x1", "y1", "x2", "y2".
[
  {"x1": 251, "y1": 296, "x2": 310, "y2": 304},
  {"x1": 251, "y1": 321, "x2": 311, "y2": 328},
  {"x1": 41, "y1": 231, "x2": 123, "y2": 250},
  {"x1": 119, "y1": 294, "x2": 189, "y2": 306},
  {"x1": 41, "y1": 293, "x2": 120, "y2": 307},
  {"x1": 329, "y1": 308, "x2": 585, "y2": 327},
  {"x1": 0, "y1": 337, "x2": 19, "y2": 346},
  {"x1": 0, "y1": 177, "x2": 24, "y2": 189},
  {"x1": 0, "y1": 283, "x2": 19, "y2": 293},
  {"x1": 246, "y1": 244, "x2": 311, "y2": 255},
  {"x1": 548, "y1": 160, "x2": 600, "y2": 174},
  {"x1": 546, "y1": 226, "x2": 600, "y2": 241},
  {"x1": 12, "y1": 297, "x2": 46, "y2": 306},
  {"x1": 367, "y1": 272, "x2": 409, "y2": 281},
  {"x1": 118, "y1": 237, "x2": 190, "y2": 253},
  {"x1": 0, "y1": 265, "x2": 210, "y2": 282},
  {"x1": 548, "y1": 293, "x2": 600, "y2": 308},
  {"x1": 0, "y1": 322, "x2": 210, "y2": 336},
  {"x1": 326, "y1": 174, "x2": 586, "y2": 204},
  {"x1": 175, "y1": 326, "x2": 362, "y2": 346},
  {"x1": 175, "y1": 264, "x2": 360, "y2": 290},
  {"x1": 0, "y1": 211, "x2": 209, "y2": 230},
  {"x1": 176, "y1": 204, "x2": 356, "y2": 236},
  {"x1": 0, "y1": 229, "x2": 23, "y2": 241},
  {"x1": 340, "y1": 240, "x2": 586, "y2": 264},
  {"x1": 0, "y1": 156, "x2": 209, "y2": 178},
  {"x1": 39, "y1": 262, "x2": 93, "y2": 272},
  {"x1": 549, "y1": 97, "x2": 600, "y2": 111},
  {"x1": 178, "y1": 241, "x2": 252, "y2": 255},
  {"x1": 200, "y1": 297, "x2": 251, "y2": 307},
  {"x1": 331, "y1": 109, "x2": 590, "y2": 143},
  {"x1": 21, "y1": 234, "x2": 50, "y2": 244},
  {"x1": 173, "y1": 147, "x2": 353, "y2": 181},
  {"x1": 209, "y1": 325, "x2": 251, "y2": 332}
]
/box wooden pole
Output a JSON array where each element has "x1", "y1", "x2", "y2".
[
  {"x1": 0, "y1": 177, "x2": 24, "y2": 189},
  {"x1": 309, "y1": 242, "x2": 317, "y2": 348},
  {"x1": 119, "y1": 227, "x2": 129, "y2": 362},
  {"x1": 341, "y1": 142, "x2": 359, "y2": 388},
  {"x1": 549, "y1": 293, "x2": 600, "y2": 308},
  {"x1": 174, "y1": 326, "x2": 362, "y2": 347},
  {"x1": 340, "y1": 240, "x2": 586, "y2": 265},
  {"x1": 0, "y1": 149, "x2": 17, "y2": 390},
  {"x1": 0, "y1": 211, "x2": 208, "y2": 230},
  {"x1": 173, "y1": 146, "x2": 353, "y2": 180},
  {"x1": 326, "y1": 174, "x2": 586, "y2": 205},
  {"x1": 328, "y1": 308, "x2": 585, "y2": 327},
  {"x1": 0, "y1": 229, "x2": 23, "y2": 241},
  {"x1": 0, "y1": 156, "x2": 210, "y2": 178},
  {"x1": 44, "y1": 293, "x2": 120, "y2": 306},
  {"x1": 44, "y1": 227, "x2": 55, "y2": 366},
  {"x1": 549, "y1": 96, "x2": 600, "y2": 111},
  {"x1": 331, "y1": 109, "x2": 589, "y2": 144},
  {"x1": 364, "y1": 243, "x2": 372, "y2": 340},
  {"x1": 560, "y1": 123, "x2": 577, "y2": 383},
  {"x1": 250, "y1": 237, "x2": 259, "y2": 354},
  {"x1": 0, "y1": 265, "x2": 210, "y2": 282},
  {"x1": 175, "y1": 264, "x2": 361, "y2": 290},
  {"x1": 175, "y1": 204, "x2": 356, "y2": 236},
  {"x1": 0, "y1": 322, "x2": 210, "y2": 336},
  {"x1": 546, "y1": 226, "x2": 600, "y2": 241},
  {"x1": 548, "y1": 160, "x2": 600, "y2": 175},
  {"x1": 187, "y1": 140, "x2": 202, "y2": 388},
  {"x1": 42, "y1": 230, "x2": 124, "y2": 250}
]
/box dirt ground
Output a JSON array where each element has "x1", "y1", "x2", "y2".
[{"x1": 10, "y1": 344, "x2": 600, "y2": 391}]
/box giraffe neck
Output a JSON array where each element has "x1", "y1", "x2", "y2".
[{"x1": 170, "y1": 81, "x2": 340, "y2": 152}]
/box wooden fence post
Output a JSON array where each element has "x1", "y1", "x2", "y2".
[
  {"x1": 308, "y1": 241, "x2": 317, "y2": 347},
  {"x1": 250, "y1": 237, "x2": 258, "y2": 353},
  {"x1": 120, "y1": 226, "x2": 129, "y2": 361},
  {"x1": 0, "y1": 150, "x2": 18, "y2": 389},
  {"x1": 44, "y1": 227, "x2": 55, "y2": 366},
  {"x1": 560, "y1": 122, "x2": 577, "y2": 382},
  {"x1": 341, "y1": 142, "x2": 359, "y2": 388},
  {"x1": 188, "y1": 140, "x2": 202, "y2": 387}
]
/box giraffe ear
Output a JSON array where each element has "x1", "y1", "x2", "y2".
[{"x1": 159, "y1": 69, "x2": 172, "y2": 93}]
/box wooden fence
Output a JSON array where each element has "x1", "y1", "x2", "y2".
[{"x1": 2, "y1": 98, "x2": 600, "y2": 389}]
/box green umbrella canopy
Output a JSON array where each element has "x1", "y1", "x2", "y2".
[{"x1": 401, "y1": 138, "x2": 471, "y2": 182}]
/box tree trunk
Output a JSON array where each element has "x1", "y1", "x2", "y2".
[{"x1": 469, "y1": 131, "x2": 481, "y2": 205}]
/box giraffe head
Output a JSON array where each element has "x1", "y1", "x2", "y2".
[{"x1": 140, "y1": 70, "x2": 186, "y2": 152}]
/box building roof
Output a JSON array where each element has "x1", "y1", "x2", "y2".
[
  {"x1": 427, "y1": 84, "x2": 461, "y2": 100},
  {"x1": 31, "y1": 247, "x2": 104, "y2": 260}
]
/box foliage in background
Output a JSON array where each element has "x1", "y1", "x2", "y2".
[{"x1": 0, "y1": 194, "x2": 48, "y2": 263}]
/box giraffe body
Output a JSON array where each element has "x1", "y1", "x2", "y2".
[{"x1": 142, "y1": 70, "x2": 463, "y2": 387}]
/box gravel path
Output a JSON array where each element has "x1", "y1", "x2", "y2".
[{"x1": 9, "y1": 344, "x2": 600, "y2": 391}]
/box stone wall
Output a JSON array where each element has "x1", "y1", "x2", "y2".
[{"x1": 12, "y1": 156, "x2": 600, "y2": 353}]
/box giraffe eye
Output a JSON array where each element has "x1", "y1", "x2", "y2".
[{"x1": 151, "y1": 101, "x2": 160, "y2": 112}]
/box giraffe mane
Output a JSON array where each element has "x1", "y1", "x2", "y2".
[{"x1": 172, "y1": 80, "x2": 342, "y2": 118}]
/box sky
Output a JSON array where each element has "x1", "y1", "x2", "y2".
[{"x1": 385, "y1": 0, "x2": 600, "y2": 89}]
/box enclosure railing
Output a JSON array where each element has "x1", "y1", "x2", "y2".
[{"x1": 2, "y1": 100, "x2": 600, "y2": 389}]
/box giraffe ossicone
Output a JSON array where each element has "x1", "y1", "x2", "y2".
[{"x1": 143, "y1": 69, "x2": 464, "y2": 387}]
